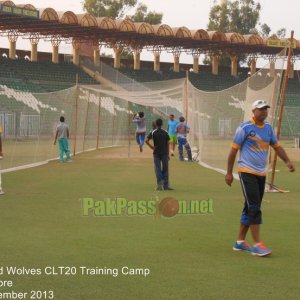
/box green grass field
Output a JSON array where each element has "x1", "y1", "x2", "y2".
[{"x1": 0, "y1": 147, "x2": 300, "y2": 299}]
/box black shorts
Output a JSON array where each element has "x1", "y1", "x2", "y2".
[{"x1": 239, "y1": 172, "x2": 266, "y2": 225}]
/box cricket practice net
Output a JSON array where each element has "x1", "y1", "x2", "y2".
[
  {"x1": 0, "y1": 52, "x2": 285, "y2": 178},
  {"x1": 0, "y1": 78, "x2": 184, "y2": 173},
  {"x1": 187, "y1": 55, "x2": 285, "y2": 175}
]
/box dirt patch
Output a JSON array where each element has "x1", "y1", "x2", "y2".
[{"x1": 95, "y1": 145, "x2": 154, "y2": 159}]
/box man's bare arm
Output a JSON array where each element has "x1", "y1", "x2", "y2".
[
  {"x1": 225, "y1": 148, "x2": 238, "y2": 186},
  {"x1": 274, "y1": 146, "x2": 295, "y2": 172}
]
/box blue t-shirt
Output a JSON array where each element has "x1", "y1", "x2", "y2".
[
  {"x1": 168, "y1": 119, "x2": 179, "y2": 135},
  {"x1": 232, "y1": 118, "x2": 279, "y2": 176},
  {"x1": 176, "y1": 123, "x2": 190, "y2": 138},
  {"x1": 133, "y1": 117, "x2": 146, "y2": 133}
]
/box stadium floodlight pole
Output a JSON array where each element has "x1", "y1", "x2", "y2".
[
  {"x1": 270, "y1": 30, "x2": 294, "y2": 188},
  {"x1": 73, "y1": 73, "x2": 79, "y2": 156}
]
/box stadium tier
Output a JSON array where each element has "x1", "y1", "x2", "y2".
[
  {"x1": 0, "y1": 58, "x2": 99, "y2": 92},
  {"x1": 118, "y1": 68, "x2": 186, "y2": 83}
]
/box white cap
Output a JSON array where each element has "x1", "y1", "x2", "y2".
[{"x1": 252, "y1": 100, "x2": 270, "y2": 110}]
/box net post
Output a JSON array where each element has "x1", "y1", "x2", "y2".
[
  {"x1": 112, "y1": 97, "x2": 116, "y2": 145},
  {"x1": 0, "y1": 133, "x2": 3, "y2": 194},
  {"x1": 96, "y1": 97, "x2": 101, "y2": 149},
  {"x1": 268, "y1": 62, "x2": 283, "y2": 183},
  {"x1": 73, "y1": 74, "x2": 79, "y2": 156},
  {"x1": 83, "y1": 90, "x2": 90, "y2": 152},
  {"x1": 270, "y1": 31, "x2": 294, "y2": 187},
  {"x1": 127, "y1": 101, "x2": 132, "y2": 158},
  {"x1": 184, "y1": 70, "x2": 189, "y2": 121},
  {"x1": 0, "y1": 171, "x2": 4, "y2": 195}
]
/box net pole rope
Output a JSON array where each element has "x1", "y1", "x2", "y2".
[
  {"x1": 270, "y1": 30, "x2": 294, "y2": 187},
  {"x1": 82, "y1": 90, "x2": 91, "y2": 152},
  {"x1": 96, "y1": 97, "x2": 101, "y2": 149},
  {"x1": 73, "y1": 74, "x2": 79, "y2": 156}
]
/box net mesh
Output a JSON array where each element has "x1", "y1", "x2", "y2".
[
  {"x1": 0, "y1": 52, "x2": 287, "y2": 177},
  {"x1": 188, "y1": 54, "x2": 285, "y2": 175},
  {"x1": 0, "y1": 80, "x2": 183, "y2": 172}
]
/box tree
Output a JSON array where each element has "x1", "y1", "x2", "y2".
[
  {"x1": 83, "y1": 0, "x2": 163, "y2": 24},
  {"x1": 276, "y1": 28, "x2": 286, "y2": 39},
  {"x1": 208, "y1": 0, "x2": 262, "y2": 34},
  {"x1": 259, "y1": 23, "x2": 271, "y2": 37},
  {"x1": 131, "y1": 3, "x2": 162, "y2": 25},
  {"x1": 207, "y1": 0, "x2": 265, "y2": 66},
  {"x1": 208, "y1": 0, "x2": 286, "y2": 40},
  {"x1": 207, "y1": 3, "x2": 229, "y2": 32},
  {"x1": 83, "y1": 0, "x2": 137, "y2": 19},
  {"x1": 228, "y1": 0, "x2": 261, "y2": 34}
]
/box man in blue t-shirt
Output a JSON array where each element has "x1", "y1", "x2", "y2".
[
  {"x1": 132, "y1": 111, "x2": 146, "y2": 152},
  {"x1": 167, "y1": 114, "x2": 178, "y2": 157},
  {"x1": 225, "y1": 99, "x2": 295, "y2": 257},
  {"x1": 176, "y1": 116, "x2": 192, "y2": 161}
]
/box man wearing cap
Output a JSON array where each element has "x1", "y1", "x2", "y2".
[
  {"x1": 176, "y1": 116, "x2": 192, "y2": 161},
  {"x1": 225, "y1": 99, "x2": 295, "y2": 257}
]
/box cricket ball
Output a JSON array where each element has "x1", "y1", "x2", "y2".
[{"x1": 159, "y1": 197, "x2": 179, "y2": 218}]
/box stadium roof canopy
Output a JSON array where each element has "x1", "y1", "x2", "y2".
[{"x1": 0, "y1": 1, "x2": 299, "y2": 56}]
